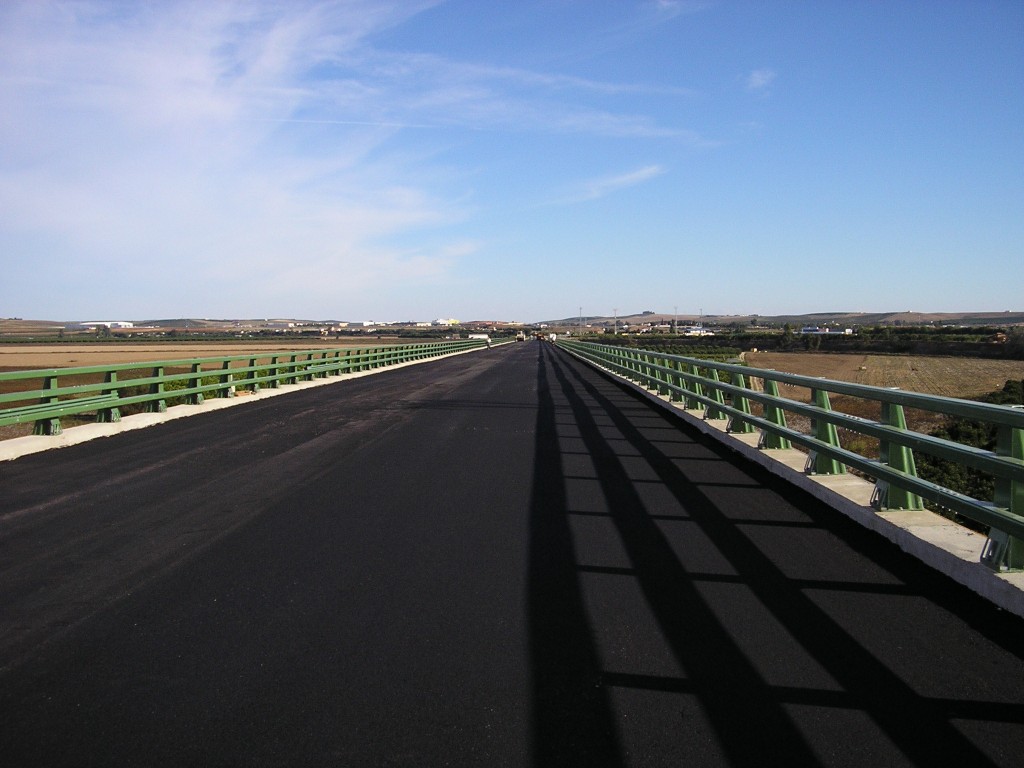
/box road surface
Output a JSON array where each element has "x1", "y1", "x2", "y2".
[{"x1": 1, "y1": 341, "x2": 1022, "y2": 766}]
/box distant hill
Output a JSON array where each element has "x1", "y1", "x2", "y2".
[{"x1": 541, "y1": 311, "x2": 1024, "y2": 328}]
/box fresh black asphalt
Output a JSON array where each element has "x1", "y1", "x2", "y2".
[{"x1": 1, "y1": 341, "x2": 1022, "y2": 767}]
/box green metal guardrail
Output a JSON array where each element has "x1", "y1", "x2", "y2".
[
  {"x1": 556, "y1": 339, "x2": 1024, "y2": 571},
  {"x1": 0, "y1": 339, "x2": 488, "y2": 437}
]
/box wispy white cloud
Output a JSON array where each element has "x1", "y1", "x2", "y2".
[
  {"x1": 0, "y1": 0, "x2": 703, "y2": 317},
  {"x1": 0, "y1": 0, "x2": 466, "y2": 317},
  {"x1": 746, "y1": 68, "x2": 777, "y2": 92},
  {"x1": 554, "y1": 165, "x2": 667, "y2": 205}
]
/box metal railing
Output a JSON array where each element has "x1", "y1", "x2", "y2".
[
  {"x1": 556, "y1": 339, "x2": 1024, "y2": 571},
  {"x1": 0, "y1": 339, "x2": 489, "y2": 437}
]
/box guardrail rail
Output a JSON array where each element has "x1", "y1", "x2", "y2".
[
  {"x1": 556, "y1": 339, "x2": 1024, "y2": 572},
  {"x1": 0, "y1": 339, "x2": 490, "y2": 438}
]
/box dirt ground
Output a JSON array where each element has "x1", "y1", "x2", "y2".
[
  {"x1": 743, "y1": 351, "x2": 1024, "y2": 448},
  {"x1": 745, "y1": 351, "x2": 1024, "y2": 400}
]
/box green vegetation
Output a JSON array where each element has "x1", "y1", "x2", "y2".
[
  {"x1": 739, "y1": 325, "x2": 1023, "y2": 359},
  {"x1": 915, "y1": 379, "x2": 1024, "y2": 531},
  {"x1": 580, "y1": 334, "x2": 740, "y2": 361}
]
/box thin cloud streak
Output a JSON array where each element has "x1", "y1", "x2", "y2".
[
  {"x1": 0, "y1": 0, "x2": 463, "y2": 316},
  {"x1": 0, "y1": 0, "x2": 711, "y2": 318},
  {"x1": 553, "y1": 164, "x2": 667, "y2": 205},
  {"x1": 746, "y1": 68, "x2": 777, "y2": 91}
]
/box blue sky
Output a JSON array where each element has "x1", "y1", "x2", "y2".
[{"x1": 1, "y1": 1, "x2": 1021, "y2": 323}]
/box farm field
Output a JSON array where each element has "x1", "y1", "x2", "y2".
[
  {"x1": 744, "y1": 352, "x2": 1024, "y2": 451},
  {"x1": 745, "y1": 351, "x2": 1024, "y2": 400}
]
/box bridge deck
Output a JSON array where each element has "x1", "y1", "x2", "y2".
[{"x1": 1, "y1": 342, "x2": 1021, "y2": 766}]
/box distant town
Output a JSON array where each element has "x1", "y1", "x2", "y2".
[{"x1": 3, "y1": 309, "x2": 1024, "y2": 342}]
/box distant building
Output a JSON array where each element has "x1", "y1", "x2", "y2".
[
  {"x1": 799, "y1": 326, "x2": 854, "y2": 335},
  {"x1": 81, "y1": 321, "x2": 134, "y2": 329}
]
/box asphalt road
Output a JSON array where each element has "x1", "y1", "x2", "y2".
[{"x1": 1, "y1": 341, "x2": 1022, "y2": 767}]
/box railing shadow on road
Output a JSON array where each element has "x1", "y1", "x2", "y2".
[
  {"x1": 525, "y1": 342, "x2": 1022, "y2": 767},
  {"x1": 527, "y1": 343, "x2": 622, "y2": 768}
]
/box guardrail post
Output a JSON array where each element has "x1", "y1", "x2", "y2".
[
  {"x1": 727, "y1": 372, "x2": 756, "y2": 433},
  {"x1": 644, "y1": 353, "x2": 658, "y2": 391},
  {"x1": 625, "y1": 349, "x2": 638, "y2": 377},
  {"x1": 187, "y1": 363, "x2": 205, "y2": 404},
  {"x1": 806, "y1": 388, "x2": 845, "y2": 475},
  {"x1": 606, "y1": 346, "x2": 620, "y2": 373},
  {"x1": 97, "y1": 371, "x2": 121, "y2": 423},
  {"x1": 651, "y1": 354, "x2": 669, "y2": 395},
  {"x1": 982, "y1": 421, "x2": 1024, "y2": 570},
  {"x1": 873, "y1": 403, "x2": 924, "y2": 510},
  {"x1": 147, "y1": 366, "x2": 167, "y2": 413},
  {"x1": 217, "y1": 361, "x2": 233, "y2": 398},
  {"x1": 267, "y1": 357, "x2": 281, "y2": 389},
  {"x1": 33, "y1": 375, "x2": 62, "y2": 435},
  {"x1": 246, "y1": 357, "x2": 260, "y2": 393},
  {"x1": 667, "y1": 359, "x2": 684, "y2": 402},
  {"x1": 705, "y1": 368, "x2": 727, "y2": 421},
  {"x1": 684, "y1": 364, "x2": 703, "y2": 410},
  {"x1": 759, "y1": 378, "x2": 791, "y2": 449},
  {"x1": 618, "y1": 348, "x2": 631, "y2": 374}
]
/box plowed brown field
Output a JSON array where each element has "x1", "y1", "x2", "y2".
[
  {"x1": 744, "y1": 352, "x2": 1024, "y2": 448},
  {"x1": 745, "y1": 352, "x2": 1024, "y2": 400}
]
